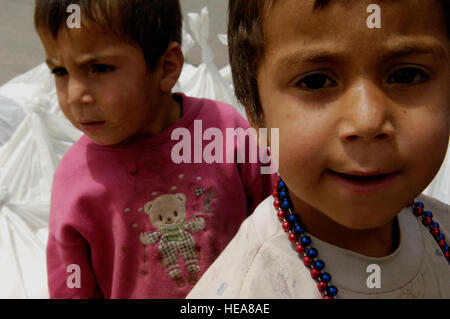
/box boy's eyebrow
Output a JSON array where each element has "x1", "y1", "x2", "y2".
[
  {"x1": 45, "y1": 53, "x2": 116, "y2": 68},
  {"x1": 274, "y1": 48, "x2": 343, "y2": 70},
  {"x1": 381, "y1": 39, "x2": 448, "y2": 61},
  {"x1": 274, "y1": 38, "x2": 448, "y2": 71}
]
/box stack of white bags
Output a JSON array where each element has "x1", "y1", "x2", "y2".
[{"x1": 0, "y1": 7, "x2": 448, "y2": 299}]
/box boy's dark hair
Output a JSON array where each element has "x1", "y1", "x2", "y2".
[
  {"x1": 228, "y1": 0, "x2": 450, "y2": 127},
  {"x1": 34, "y1": 0, "x2": 182, "y2": 71}
]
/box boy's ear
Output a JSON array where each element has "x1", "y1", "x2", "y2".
[{"x1": 159, "y1": 42, "x2": 184, "y2": 93}]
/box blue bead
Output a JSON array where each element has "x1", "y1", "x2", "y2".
[
  {"x1": 326, "y1": 286, "x2": 338, "y2": 297},
  {"x1": 288, "y1": 215, "x2": 296, "y2": 224},
  {"x1": 279, "y1": 190, "x2": 286, "y2": 199},
  {"x1": 278, "y1": 181, "x2": 285, "y2": 189},
  {"x1": 439, "y1": 233, "x2": 445, "y2": 240},
  {"x1": 314, "y1": 260, "x2": 325, "y2": 270},
  {"x1": 307, "y1": 248, "x2": 318, "y2": 258},
  {"x1": 294, "y1": 224, "x2": 304, "y2": 235},
  {"x1": 301, "y1": 236, "x2": 312, "y2": 246},
  {"x1": 432, "y1": 222, "x2": 439, "y2": 228},
  {"x1": 415, "y1": 201, "x2": 424, "y2": 208},
  {"x1": 424, "y1": 211, "x2": 433, "y2": 218},
  {"x1": 320, "y1": 272, "x2": 331, "y2": 283},
  {"x1": 281, "y1": 200, "x2": 289, "y2": 210},
  {"x1": 444, "y1": 245, "x2": 449, "y2": 252}
]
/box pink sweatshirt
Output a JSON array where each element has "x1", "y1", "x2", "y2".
[{"x1": 47, "y1": 93, "x2": 275, "y2": 298}]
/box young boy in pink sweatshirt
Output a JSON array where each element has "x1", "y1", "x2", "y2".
[{"x1": 34, "y1": 0, "x2": 275, "y2": 298}]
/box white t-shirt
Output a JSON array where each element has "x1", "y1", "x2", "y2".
[{"x1": 188, "y1": 194, "x2": 449, "y2": 298}]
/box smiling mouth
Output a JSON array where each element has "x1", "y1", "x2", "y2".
[
  {"x1": 327, "y1": 169, "x2": 400, "y2": 194},
  {"x1": 330, "y1": 171, "x2": 393, "y2": 182}
]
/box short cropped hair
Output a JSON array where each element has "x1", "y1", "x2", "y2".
[
  {"x1": 228, "y1": 0, "x2": 450, "y2": 127},
  {"x1": 34, "y1": 0, "x2": 182, "y2": 71}
]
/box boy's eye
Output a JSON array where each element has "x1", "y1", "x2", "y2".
[
  {"x1": 92, "y1": 64, "x2": 115, "y2": 74},
  {"x1": 296, "y1": 73, "x2": 337, "y2": 90},
  {"x1": 387, "y1": 67, "x2": 429, "y2": 85},
  {"x1": 51, "y1": 67, "x2": 68, "y2": 77}
]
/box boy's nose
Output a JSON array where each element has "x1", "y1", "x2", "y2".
[
  {"x1": 338, "y1": 82, "x2": 394, "y2": 143},
  {"x1": 67, "y1": 77, "x2": 94, "y2": 106}
]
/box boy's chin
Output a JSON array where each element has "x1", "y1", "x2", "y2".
[
  {"x1": 84, "y1": 131, "x2": 142, "y2": 147},
  {"x1": 84, "y1": 134, "x2": 120, "y2": 146},
  {"x1": 324, "y1": 203, "x2": 402, "y2": 231}
]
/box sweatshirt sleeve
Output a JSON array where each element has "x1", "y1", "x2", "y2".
[
  {"x1": 47, "y1": 146, "x2": 103, "y2": 299},
  {"x1": 47, "y1": 234, "x2": 103, "y2": 299}
]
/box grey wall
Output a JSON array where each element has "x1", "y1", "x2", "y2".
[
  {"x1": 0, "y1": 0, "x2": 45, "y2": 85},
  {"x1": 0, "y1": 0, "x2": 229, "y2": 86}
]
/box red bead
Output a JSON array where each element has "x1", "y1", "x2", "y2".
[
  {"x1": 272, "y1": 191, "x2": 278, "y2": 198},
  {"x1": 277, "y1": 210, "x2": 285, "y2": 220},
  {"x1": 303, "y1": 256, "x2": 312, "y2": 267},
  {"x1": 323, "y1": 296, "x2": 333, "y2": 299},
  {"x1": 274, "y1": 200, "x2": 280, "y2": 209},
  {"x1": 444, "y1": 251, "x2": 450, "y2": 260},
  {"x1": 276, "y1": 176, "x2": 280, "y2": 183},
  {"x1": 296, "y1": 244, "x2": 305, "y2": 255},
  {"x1": 318, "y1": 281, "x2": 327, "y2": 292},
  {"x1": 289, "y1": 233, "x2": 297, "y2": 243},
  {"x1": 282, "y1": 221, "x2": 290, "y2": 232},
  {"x1": 311, "y1": 268, "x2": 320, "y2": 279},
  {"x1": 413, "y1": 206, "x2": 423, "y2": 216},
  {"x1": 439, "y1": 239, "x2": 445, "y2": 248},
  {"x1": 422, "y1": 217, "x2": 432, "y2": 226},
  {"x1": 431, "y1": 228, "x2": 440, "y2": 236}
]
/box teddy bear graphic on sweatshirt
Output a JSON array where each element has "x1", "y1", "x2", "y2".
[{"x1": 140, "y1": 193, "x2": 206, "y2": 287}]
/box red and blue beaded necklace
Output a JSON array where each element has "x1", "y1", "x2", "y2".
[{"x1": 272, "y1": 175, "x2": 450, "y2": 299}]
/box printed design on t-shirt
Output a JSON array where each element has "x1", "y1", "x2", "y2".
[
  {"x1": 190, "y1": 181, "x2": 218, "y2": 215},
  {"x1": 140, "y1": 193, "x2": 206, "y2": 287}
]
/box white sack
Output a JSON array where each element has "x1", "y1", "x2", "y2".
[
  {"x1": 0, "y1": 63, "x2": 81, "y2": 298},
  {"x1": 179, "y1": 7, "x2": 245, "y2": 116},
  {"x1": 0, "y1": 96, "x2": 25, "y2": 147}
]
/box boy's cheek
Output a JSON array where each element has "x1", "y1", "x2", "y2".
[
  {"x1": 279, "y1": 146, "x2": 324, "y2": 184},
  {"x1": 55, "y1": 83, "x2": 68, "y2": 106},
  {"x1": 56, "y1": 99, "x2": 77, "y2": 128},
  {"x1": 56, "y1": 95, "x2": 66, "y2": 113}
]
